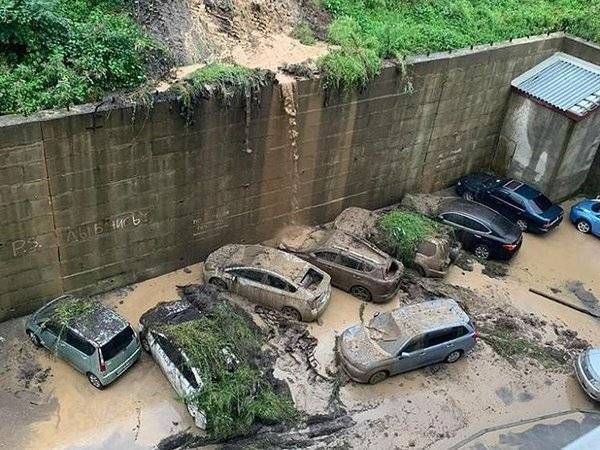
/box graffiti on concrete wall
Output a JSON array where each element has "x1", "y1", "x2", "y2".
[
  {"x1": 10, "y1": 238, "x2": 42, "y2": 257},
  {"x1": 63, "y1": 209, "x2": 153, "y2": 244}
]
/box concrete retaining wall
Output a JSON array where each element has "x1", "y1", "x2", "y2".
[{"x1": 1, "y1": 33, "x2": 597, "y2": 320}]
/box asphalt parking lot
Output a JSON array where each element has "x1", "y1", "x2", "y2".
[{"x1": 0, "y1": 200, "x2": 599, "y2": 450}]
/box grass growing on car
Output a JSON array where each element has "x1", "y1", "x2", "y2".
[
  {"x1": 378, "y1": 211, "x2": 440, "y2": 265},
  {"x1": 480, "y1": 326, "x2": 569, "y2": 370},
  {"x1": 163, "y1": 302, "x2": 297, "y2": 439},
  {"x1": 53, "y1": 297, "x2": 96, "y2": 326}
]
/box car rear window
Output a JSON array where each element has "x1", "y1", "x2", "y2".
[
  {"x1": 300, "y1": 268, "x2": 323, "y2": 290},
  {"x1": 101, "y1": 326, "x2": 135, "y2": 361},
  {"x1": 531, "y1": 194, "x2": 553, "y2": 212}
]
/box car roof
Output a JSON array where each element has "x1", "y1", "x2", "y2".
[
  {"x1": 140, "y1": 300, "x2": 203, "y2": 329},
  {"x1": 35, "y1": 296, "x2": 128, "y2": 346},
  {"x1": 368, "y1": 298, "x2": 470, "y2": 354},
  {"x1": 206, "y1": 244, "x2": 312, "y2": 283},
  {"x1": 319, "y1": 230, "x2": 390, "y2": 265},
  {"x1": 439, "y1": 198, "x2": 520, "y2": 240}
]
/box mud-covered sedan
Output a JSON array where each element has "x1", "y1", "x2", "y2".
[
  {"x1": 203, "y1": 244, "x2": 332, "y2": 321},
  {"x1": 570, "y1": 198, "x2": 600, "y2": 236},
  {"x1": 279, "y1": 228, "x2": 403, "y2": 302},
  {"x1": 575, "y1": 348, "x2": 600, "y2": 401},
  {"x1": 338, "y1": 299, "x2": 478, "y2": 384}
]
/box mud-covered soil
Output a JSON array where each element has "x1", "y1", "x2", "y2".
[{"x1": 135, "y1": 0, "x2": 331, "y2": 68}]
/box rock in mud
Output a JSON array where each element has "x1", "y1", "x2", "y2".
[{"x1": 400, "y1": 193, "x2": 448, "y2": 217}]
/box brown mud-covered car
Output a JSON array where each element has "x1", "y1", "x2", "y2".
[
  {"x1": 203, "y1": 244, "x2": 332, "y2": 321},
  {"x1": 333, "y1": 207, "x2": 459, "y2": 278},
  {"x1": 278, "y1": 228, "x2": 403, "y2": 302}
]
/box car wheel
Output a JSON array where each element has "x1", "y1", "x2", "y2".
[
  {"x1": 140, "y1": 335, "x2": 151, "y2": 353},
  {"x1": 350, "y1": 285, "x2": 372, "y2": 302},
  {"x1": 281, "y1": 307, "x2": 302, "y2": 321},
  {"x1": 208, "y1": 277, "x2": 227, "y2": 290},
  {"x1": 473, "y1": 244, "x2": 490, "y2": 260},
  {"x1": 27, "y1": 330, "x2": 42, "y2": 347},
  {"x1": 463, "y1": 191, "x2": 474, "y2": 201},
  {"x1": 516, "y1": 219, "x2": 528, "y2": 232},
  {"x1": 87, "y1": 373, "x2": 104, "y2": 390},
  {"x1": 576, "y1": 219, "x2": 591, "y2": 234},
  {"x1": 445, "y1": 350, "x2": 463, "y2": 363},
  {"x1": 368, "y1": 370, "x2": 389, "y2": 384}
]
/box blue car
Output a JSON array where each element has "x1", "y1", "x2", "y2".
[
  {"x1": 456, "y1": 173, "x2": 563, "y2": 233},
  {"x1": 570, "y1": 198, "x2": 600, "y2": 236}
]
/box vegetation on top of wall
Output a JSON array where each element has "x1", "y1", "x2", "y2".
[
  {"x1": 0, "y1": 0, "x2": 167, "y2": 116},
  {"x1": 319, "y1": 0, "x2": 600, "y2": 89},
  {"x1": 168, "y1": 62, "x2": 274, "y2": 124},
  {"x1": 163, "y1": 301, "x2": 297, "y2": 440}
]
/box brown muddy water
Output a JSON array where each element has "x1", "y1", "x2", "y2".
[{"x1": 1, "y1": 201, "x2": 599, "y2": 449}]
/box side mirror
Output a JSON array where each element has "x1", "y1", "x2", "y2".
[{"x1": 399, "y1": 352, "x2": 410, "y2": 358}]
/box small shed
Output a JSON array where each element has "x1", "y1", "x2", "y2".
[{"x1": 494, "y1": 52, "x2": 600, "y2": 200}]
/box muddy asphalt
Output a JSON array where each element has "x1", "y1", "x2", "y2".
[{"x1": 1, "y1": 200, "x2": 599, "y2": 450}]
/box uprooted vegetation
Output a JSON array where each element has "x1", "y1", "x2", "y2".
[
  {"x1": 377, "y1": 210, "x2": 452, "y2": 267},
  {"x1": 168, "y1": 63, "x2": 274, "y2": 124},
  {"x1": 160, "y1": 292, "x2": 297, "y2": 440},
  {"x1": 53, "y1": 297, "x2": 96, "y2": 327}
]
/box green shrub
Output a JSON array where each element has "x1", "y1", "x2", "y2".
[
  {"x1": 318, "y1": 46, "x2": 381, "y2": 90},
  {"x1": 320, "y1": 0, "x2": 600, "y2": 88},
  {"x1": 291, "y1": 22, "x2": 317, "y2": 45},
  {"x1": 163, "y1": 302, "x2": 297, "y2": 440},
  {"x1": 378, "y1": 210, "x2": 440, "y2": 265},
  {"x1": 0, "y1": 0, "x2": 164, "y2": 115}
]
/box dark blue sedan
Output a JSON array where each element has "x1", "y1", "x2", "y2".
[
  {"x1": 456, "y1": 173, "x2": 563, "y2": 233},
  {"x1": 570, "y1": 198, "x2": 600, "y2": 236}
]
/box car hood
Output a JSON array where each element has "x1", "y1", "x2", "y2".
[
  {"x1": 540, "y1": 204, "x2": 563, "y2": 221},
  {"x1": 340, "y1": 325, "x2": 391, "y2": 371},
  {"x1": 586, "y1": 348, "x2": 600, "y2": 378}
]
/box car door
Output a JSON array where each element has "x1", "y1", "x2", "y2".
[
  {"x1": 440, "y1": 212, "x2": 478, "y2": 249},
  {"x1": 263, "y1": 272, "x2": 298, "y2": 310},
  {"x1": 489, "y1": 190, "x2": 525, "y2": 222},
  {"x1": 310, "y1": 250, "x2": 345, "y2": 287},
  {"x1": 336, "y1": 254, "x2": 371, "y2": 291},
  {"x1": 227, "y1": 268, "x2": 268, "y2": 305},
  {"x1": 150, "y1": 333, "x2": 188, "y2": 399},
  {"x1": 38, "y1": 321, "x2": 61, "y2": 352},
  {"x1": 62, "y1": 329, "x2": 95, "y2": 373},
  {"x1": 391, "y1": 334, "x2": 432, "y2": 375},
  {"x1": 420, "y1": 328, "x2": 463, "y2": 363}
]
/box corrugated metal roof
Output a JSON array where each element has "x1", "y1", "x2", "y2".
[{"x1": 512, "y1": 52, "x2": 600, "y2": 120}]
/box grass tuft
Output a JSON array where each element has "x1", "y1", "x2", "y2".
[
  {"x1": 318, "y1": 47, "x2": 381, "y2": 91},
  {"x1": 291, "y1": 22, "x2": 317, "y2": 45}
]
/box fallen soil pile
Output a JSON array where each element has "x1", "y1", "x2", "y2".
[{"x1": 399, "y1": 274, "x2": 588, "y2": 373}]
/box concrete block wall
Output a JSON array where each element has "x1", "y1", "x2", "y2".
[{"x1": 0, "y1": 33, "x2": 597, "y2": 321}]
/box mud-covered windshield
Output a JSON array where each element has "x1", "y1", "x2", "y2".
[
  {"x1": 366, "y1": 313, "x2": 403, "y2": 354},
  {"x1": 101, "y1": 326, "x2": 134, "y2": 361}
]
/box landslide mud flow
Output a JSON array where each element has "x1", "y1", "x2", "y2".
[{"x1": 1, "y1": 201, "x2": 599, "y2": 449}]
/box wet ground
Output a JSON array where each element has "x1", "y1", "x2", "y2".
[{"x1": 1, "y1": 200, "x2": 599, "y2": 449}]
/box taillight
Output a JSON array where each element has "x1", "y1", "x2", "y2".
[
  {"x1": 474, "y1": 330, "x2": 480, "y2": 340},
  {"x1": 98, "y1": 351, "x2": 106, "y2": 372},
  {"x1": 502, "y1": 243, "x2": 517, "y2": 251}
]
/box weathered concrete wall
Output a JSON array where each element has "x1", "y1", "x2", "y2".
[
  {"x1": 583, "y1": 144, "x2": 600, "y2": 195},
  {"x1": 0, "y1": 33, "x2": 596, "y2": 321}
]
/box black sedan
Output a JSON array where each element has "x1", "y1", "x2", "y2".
[
  {"x1": 455, "y1": 173, "x2": 563, "y2": 233},
  {"x1": 438, "y1": 199, "x2": 523, "y2": 260}
]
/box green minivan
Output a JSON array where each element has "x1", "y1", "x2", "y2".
[{"x1": 26, "y1": 295, "x2": 141, "y2": 389}]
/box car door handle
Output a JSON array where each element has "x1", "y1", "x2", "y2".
[
  {"x1": 445, "y1": 344, "x2": 453, "y2": 348},
  {"x1": 418, "y1": 352, "x2": 426, "y2": 356}
]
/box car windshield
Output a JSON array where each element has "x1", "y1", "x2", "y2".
[
  {"x1": 531, "y1": 194, "x2": 553, "y2": 213},
  {"x1": 300, "y1": 268, "x2": 323, "y2": 290},
  {"x1": 366, "y1": 313, "x2": 403, "y2": 354},
  {"x1": 101, "y1": 326, "x2": 134, "y2": 360}
]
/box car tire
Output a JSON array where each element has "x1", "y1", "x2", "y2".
[
  {"x1": 368, "y1": 370, "x2": 389, "y2": 384},
  {"x1": 140, "y1": 335, "x2": 151, "y2": 353},
  {"x1": 208, "y1": 277, "x2": 227, "y2": 290},
  {"x1": 576, "y1": 219, "x2": 591, "y2": 234},
  {"x1": 516, "y1": 219, "x2": 528, "y2": 232},
  {"x1": 87, "y1": 373, "x2": 104, "y2": 390},
  {"x1": 463, "y1": 191, "x2": 474, "y2": 201},
  {"x1": 27, "y1": 330, "x2": 42, "y2": 348},
  {"x1": 281, "y1": 307, "x2": 302, "y2": 321},
  {"x1": 350, "y1": 285, "x2": 372, "y2": 302},
  {"x1": 445, "y1": 350, "x2": 463, "y2": 363},
  {"x1": 473, "y1": 244, "x2": 490, "y2": 260}
]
